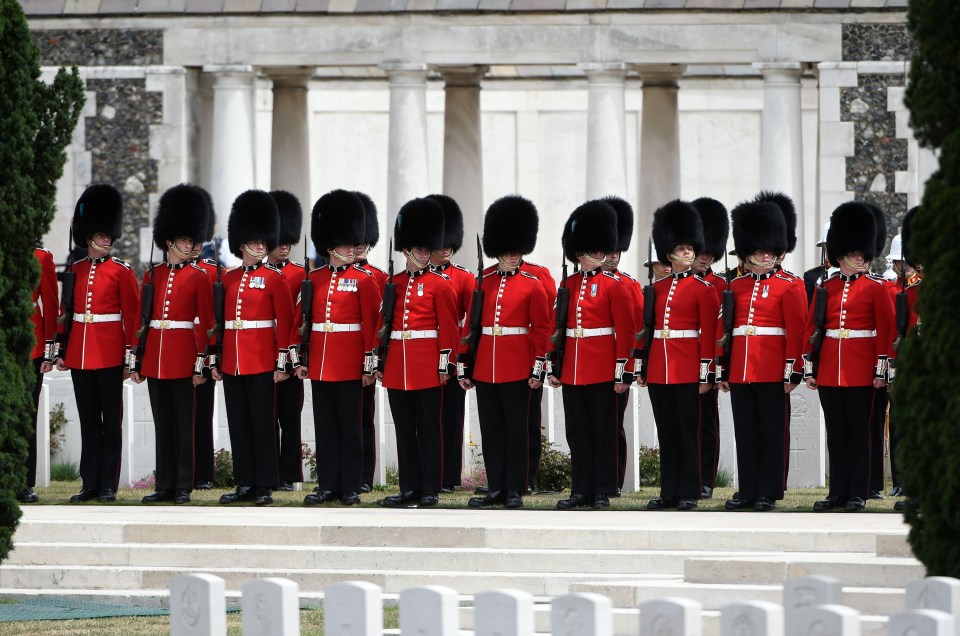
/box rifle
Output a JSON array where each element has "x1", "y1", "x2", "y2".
[
  {"x1": 716, "y1": 249, "x2": 735, "y2": 381},
  {"x1": 459, "y1": 235, "x2": 484, "y2": 379},
  {"x1": 807, "y1": 244, "x2": 829, "y2": 378},
  {"x1": 133, "y1": 245, "x2": 156, "y2": 373},
  {"x1": 206, "y1": 237, "x2": 225, "y2": 376},
  {"x1": 53, "y1": 228, "x2": 77, "y2": 361},
  {"x1": 637, "y1": 238, "x2": 657, "y2": 383},
  {"x1": 297, "y1": 236, "x2": 313, "y2": 369},
  {"x1": 375, "y1": 240, "x2": 396, "y2": 374},
  {"x1": 893, "y1": 263, "x2": 908, "y2": 353},
  {"x1": 547, "y1": 246, "x2": 570, "y2": 380}
]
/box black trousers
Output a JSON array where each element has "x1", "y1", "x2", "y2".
[
  {"x1": 869, "y1": 386, "x2": 888, "y2": 492},
  {"x1": 475, "y1": 380, "x2": 531, "y2": 493},
  {"x1": 147, "y1": 377, "x2": 196, "y2": 491},
  {"x1": 616, "y1": 390, "x2": 629, "y2": 490},
  {"x1": 729, "y1": 383, "x2": 788, "y2": 501},
  {"x1": 819, "y1": 385, "x2": 874, "y2": 501},
  {"x1": 887, "y1": 392, "x2": 901, "y2": 489},
  {"x1": 222, "y1": 372, "x2": 279, "y2": 489},
  {"x1": 648, "y1": 383, "x2": 701, "y2": 500},
  {"x1": 360, "y1": 382, "x2": 377, "y2": 487},
  {"x1": 311, "y1": 379, "x2": 363, "y2": 493},
  {"x1": 275, "y1": 375, "x2": 304, "y2": 483},
  {"x1": 27, "y1": 357, "x2": 43, "y2": 489},
  {"x1": 441, "y1": 379, "x2": 465, "y2": 488},
  {"x1": 562, "y1": 382, "x2": 619, "y2": 496},
  {"x1": 193, "y1": 378, "x2": 215, "y2": 485},
  {"x1": 387, "y1": 386, "x2": 443, "y2": 494},
  {"x1": 526, "y1": 387, "x2": 544, "y2": 489},
  {"x1": 71, "y1": 366, "x2": 124, "y2": 492},
  {"x1": 783, "y1": 394, "x2": 792, "y2": 476},
  {"x1": 699, "y1": 387, "x2": 720, "y2": 489}
]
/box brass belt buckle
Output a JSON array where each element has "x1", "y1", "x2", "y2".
[
  {"x1": 401, "y1": 330, "x2": 412, "y2": 340},
  {"x1": 660, "y1": 328, "x2": 670, "y2": 339},
  {"x1": 84, "y1": 313, "x2": 93, "y2": 323},
  {"x1": 744, "y1": 326, "x2": 756, "y2": 336},
  {"x1": 323, "y1": 322, "x2": 334, "y2": 332},
  {"x1": 573, "y1": 327, "x2": 584, "y2": 338},
  {"x1": 839, "y1": 328, "x2": 850, "y2": 339},
  {"x1": 233, "y1": 319, "x2": 244, "y2": 330},
  {"x1": 159, "y1": 320, "x2": 170, "y2": 330},
  {"x1": 493, "y1": 325, "x2": 503, "y2": 336}
]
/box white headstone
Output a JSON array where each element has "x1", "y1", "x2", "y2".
[
  {"x1": 791, "y1": 605, "x2": 860, "y2": 636},
  {"x1": 639, "y1": 597, "x2": 702, "y2": 636},
  {"x1": 721, "y1": 601, "x2": 784, "y2": 636},
  {"x1": 552, "y1": 593, "x2": 613, "y2": 636},
  {"x1": 889, "y1": 610, "x2": 954, "y2": 636},
  {"x1": 324, "y1": 581, "x2": 384, "y2": 636},
  {"x1": 241, "y1": 577, "x2": 300, "y2": 636},
  {"x1": 783, "y1": 575, "x2": 843, "y2": 628},
  {"x1": 400, "y1": 586, "x2": 459, "y2": 636},
  {"x1": 475, "y1": 589, "x2": 534, "y2": 636},
  {"x1": 170, "y1": 573, "x2": 226, "y2": 636},
  {"x1": 907, "y1": 578, "x2": 960, "y2": 614}
]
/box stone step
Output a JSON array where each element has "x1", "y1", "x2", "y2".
[{"x1": 684, "y1": 554, "x2": 925, "y2": 588}]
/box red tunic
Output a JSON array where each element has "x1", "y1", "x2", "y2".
[
  {"x1": 484, "y1": 260, "x2": 558, "y2": 324},
  {"x1": 615, "y1": 269, "x2": 644, "y2": 342},
  {"x1": 377, "y1": 268, "x2": 459, "y2": 391},
  {"x1": 886, "y1": 279, "x2": 921, "y2": 330},
  {"x1": 292, "y1": 263, "x2": 382, "y2": 381},
  {"x1": 32, "y1": 248, "x2": 59, "y2": 361},
  {"x1": 703, "y1": 269, "x2": 728, "y2": 304},
  {"x1": 220, "y1": 262, "x2": 295, "y2": 376},
  {"x1": 58, "y1": 256, "x2": 140, "y2": 370},
  {"x1": 462, "y1": 268, "x2": 551, "y2": 384},
  {"x1": 644, "y1": 270, "x2": 720, "y2": 385},
  {"x1": 132, "y1": 261, "x2": 215, "y2": 379},
  {"x1": 272, "y1": 259, "x2": 307, "y2": 343},
  {"x1": 434, "y1": 261, "x2": 474, "y2": 328},
  {"x1": 356, "y1": 259, "x2": 389, "y2": 293}
]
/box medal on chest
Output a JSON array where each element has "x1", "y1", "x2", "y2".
[
  {"x1": 417, "y1": 282, "x2": 424, "y2": 297},
  {"x1": 337, "y1": 278, "x2": 358, "y2": 292},
  {"x1": 249, "y1": 276, "x2": 266, "y2": 290},
  {"x1": 590, "y1": 283, "x2": 598, "y2": 298},
  {"x1": 762, "y1": 285, "x2": 769, "y2": 299}
]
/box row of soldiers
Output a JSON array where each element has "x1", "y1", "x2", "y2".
[{"x1": 22, "y1": 182, "x2": 921, "y2": 512}]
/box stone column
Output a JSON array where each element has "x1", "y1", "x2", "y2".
[
  {"x1": 582, "y1": 63, "x2": 628, "y2": 200},
  {"x1": 637, "y1": 65, "x2": 683, "y2": 274},
  {"x1": 756, "y1": 62, "x2": 806, "y2": 271},
  {"x1": 268, "y1": 68, "x2": 313, "y2": 213},
  {"x1": 382, "y1": 63, "x2": 430, "y2": 236},
  {"x1": 440, "y1": 65, "x2": 488, "y2": 252}
]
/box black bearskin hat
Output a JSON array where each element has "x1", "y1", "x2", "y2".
[
  {"x1": 311, "y1": 190, "x2": 366, "y2": 254},
  {"x1": 354, "y1": 191, "x2": 379, "y2": 248},
  {"x1": 865, "y1": 202, "x2": 887, "y2": 259},
  {"x1": 72, "y1": 184, "x2": 123, "y2": 248},
  {"x1": 731, "y1": 201, "x2": 788, "y2": 260},
  {"x1": 153, "y1": 184, "x2": 209, "y2": 253},
  {"x1": 652, "y1": 200, "x2": 704, "y2": 265},
  {"x1": 752, "y1": 191, "x2": 796, "y2": 254},
  {"x1": 270, "y1": 190, "x2": 303, "y2": 246},
  {"x1": 691, "y1": 197, "x2": 729, "y2": 262},
  {"x1": 601, "y1": 196, "x2": 634, "y2": 253},
  {"x1": 482, "y1": 195, "x2": 538, "y2": 258},
  {"x1": 826, "y1": 202, "x2": 877, "y2": 265},
  {"x1": 191, "y1": 185, "x2": 216, "y2": 243},
  {"x1": 426, "y1": 194, "x2": 464, "y2": 252},
  {"x1": 561, "y1": 200, "x2": 618, "y2": 264},
  {"x1": 902, "y1": 206, "x2": 919, "y2": 268},
  {"x1": 227, "y1": 190, "x2": 280, "y2": 257},
  {"x1": 394, "y1": 198, "x2": 445, "y2": 252}
]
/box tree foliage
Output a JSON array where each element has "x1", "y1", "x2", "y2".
[{"x1": 0, "y1": 0, "x2": 84, "y2": 561}]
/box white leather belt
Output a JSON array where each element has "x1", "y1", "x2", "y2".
[
  {"x1": 225, "y1": 319, "x2": 276, "y2": 330},
  {"x1": 566, "y1": 327, "x2": 614, "y2": 338},
  {"x1": 825, "y1": 329, "x2": 877, "y2": 339},
  {"x1": 653, "y1": 329, "x2": 699, "y2": 339},
  {"x1": 482, "y1": 326, "x2": 529, "y2": 336},
  {"x1": 312, "y1": 322, "x2": 362, "y2": 333},
  {"x1": 390, "y1": 329, "x2": 438, "y2": 340},
  {"x1": 149, "y1": 320, "x2": 194, "y2": 330},
  {"x1": 73, "y1": 312, "x2": 122, "y2": 324},
  {"x1": 733, "y1": 326, "x2": 786, "y2": 336}
]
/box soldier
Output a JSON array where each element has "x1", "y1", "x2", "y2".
[
  {"x1": 213, "y1": 190, "x2": 295, "y2": 506},
  {"x1": 864, "y1": 203, "x2": 889, "y2": 501},
  {"x1": 352, "y1": 191, "x2": 389, "y2": 493},
  {"x1": 294, "y1": 190, "x2": 381, "y2": 505},
  {"x1": 639, "y1": 200, "x2": 720, "y2": 511},
  {"x1": 718, "y1": 201, "x2": 806, "y2": 512},
  {"x1": 375, "y1": 198, "x2": 459, "y2": 508},
  {"x1": 54, "y1": 184, "x2": 140, "y2": 503},
  {"x1": 267, "y1": 190, "x2": 306, "y2": 491},
  {"x1": 425, "y1": 194, "x2": 474, "y2": 493},
  {"x1": 804, "y1": 202, "x2": 896, "y2": 512},
  {"x1": 131, "y1": 185, "x2": 215, "y2": 505},
  {"x1": 458, "y1": 196, "x2": 550, "y2": 509},
  {"x1": 690, "y1": 197, "x2": 729, "y2": 499},
  {"x1": 547, "y1": 200, "x2": 636, "y2": 511}
]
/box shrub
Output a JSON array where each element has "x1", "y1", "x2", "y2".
[
  {"x1": 715, "y1": 463, "x2": 734, "y2": 489},
  {"x1": 50, "y1": 461, "x2": 79, "y2": 482},
  {"x1": 461, "y1": 465, "x2": 487, "y2": 491},
  {"x1": 638, "y1": 445, "x2": 661, "y2": 487},
  {"x1": 536, "y1": 437, "x2": 572, "y2": 493},
  {"x1": 385, "y1": 464, "x2": 400, "y2": 487},
  {"x1": 213, "y1": 448, "x2": 234, "y2": 488},
  {"x1": 132, "y1": 473, "x2": 156, "y2": 490},
  {"x1": 49, "y1": 403, "x2": 68, "y2": 455}
]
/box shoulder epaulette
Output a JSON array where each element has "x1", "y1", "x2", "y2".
[
  {"x1": 618, "y1": 270, "x2": 637, "y2": 282},
  {"x1": 366, "y1": 263, "x2": 388, "y2": 275},
  {"x1": 865, "y1": 274, "x2": 885, "y2": 284},
  {"x1": 352, "y1": 264, "x2": 374, "y2": 276},
  {"x1": 602, "y1": 271, "x2": 620, "y2": 281},
  {"x1": 450, "y1": 263, "x2": 470, "y2": 273},
  {"x1": 520, "y1": 271, "x2": 538, "y2": 280},
  {"x1": 775, "y1": 273, "x2": 797, "y2": 283},
  {"x1": 779, "y1": 268, "x2": 800, "y2": 279},
  {"x1": 189, "y1": 262, "x2": 206, "y2": 273},
  {"x1": 483, "y1": 270, "x2": 497, "y2": 279},
  {"x1": 693, "y1": 274, "x2": 713, "y2": 286},
  {"x1": 430, "y1": 270, "x2": 451, "y2": 280},
  {"x1": 111, "y1": 257, "x2": 132, "y2": 269},
  {"x1": 264, "y1": 262, "x2": 282, "y2": 273},
  {"x1": 482, "y1": 264, "x2": 497, "y2": 275},
  {"x1": 202, "y1": 258, "x2": 217, "y2": 266},
  {"x1": 524, "y1": 260, "x2": 545, "y2": 269}
]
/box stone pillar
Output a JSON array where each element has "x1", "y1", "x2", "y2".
[
  {"x1": 756, "y1": 62, "x2": 806, "y2": 272},
  {"x1": 440, "y1": 66, "x2": 487, "y2": 251},
  {"x1": 382, "y1": 63, "x2": 430, "y2": 237},
  {"x1": 268, "y1": 68, "x2": 313, "y2": 212},
  {"x1": 638, "y1": 65, "x2": 683, "y2": 275},
  {"x1": 582, "y1": 63, "x2": 628, "y2": 201}
]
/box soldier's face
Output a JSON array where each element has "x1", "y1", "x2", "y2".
[
  {"x1": 242, "y1": 240, "x2": 268, "y2": 261},
  {"x1": 498, "y1": 253, "x2": 522, "y2": 270},
  {"x1": 839, "y1": 251, "x2": 867, "y2": 274},
  {"x1": 652, "y1": 262, "x2": 672, "y2": 280},
  {"x1": 430, "y1": 247, "x2": 453, "y2": 265},
  {"x1": 747, "y1": 250, "x2": 776, "y2": 273},
  {"x1": 354, "y1": 243, "x2": 369, "y2": 258},
  {"x1": 669, "y1": 245, "x2": 695, "y2": 271},
  {"x1": 89, "y1": 233, "x2": 113, "y2": 251},
  {"x1": 408, "y1": 247, "x2": 431, "y2": 269},
  {"x1": 329, "y1": 244, "x2": 356, "y2": 265},
  {"x1": 169, "y1": 237, "x2": 195, "y2": 262},
  {"x1": 271, "y1": 244, "x2": 291, "y2": 260},
  {"x1": 694, "y1": 253, "x2": 714, "y2": 273},
  {"x1": 602, "y1": 251, "x2": 621, "y2": 271}
]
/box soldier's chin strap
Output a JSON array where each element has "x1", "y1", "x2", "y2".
[
  {"x1": 747, "y1": 254, "x2": 776, "y2": 268},
  {"x1": 167, "y1": 240, "x2": 193, "y2": 261},
  {"x1": 354, "y1": 244, "x2": 369, "y2": 260},
  {"x1": 841, "y1": 255, "x2": 869, "y2": 271},
  {"x1": 668, "y1": 252, "x2": 694, "y2": 265},
  {"x1": 496, "y1": 256, "x2": 520, "y2": 271},
  {"x1": 241, "y1": 243, "x2": 267, "y2": 260},
  {"x1": 327, "y1": 248, "x2": 356, "y2": 265},
  {"x1": 578, "y1": 252, "x2": 604, "y2": 266},
  {"x1": 88, "y1": 239, "x2": 111, "y2": 254},
  {"x1": 403, "y1": 249, "x2": 430, "y2": 271}
]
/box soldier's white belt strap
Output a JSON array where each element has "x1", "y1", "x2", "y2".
[
  {"x1": 149, "y1": 320, "x2": 195, "y2": 330},
  {"x1": 390, "y1": 329, "x2": 439, "y2": 340},
  {"x1": 312, "y1": 322, "x2": 362, "y2": 333},
  {"x1": 225, "y1": 319, "x2": 276, "y2": 330},
  {"x1": 482, "y1": 326, "x2": 529, "y2": 336},
  {"x1": 566, "y1": 327, "x2": 614, "y2": 338},
  {"x1": 652, "y1": 329, "x2": 699, "y2": 339},
  {"x1": 73, "y1": 312, "x2": 122, "y2": 324},
  {"x1": 733, "y1": 326, "x2": 786, "y2": 336},
  {"x1": 825, "y1": 329, "x2": 877, "y2": 339}
]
